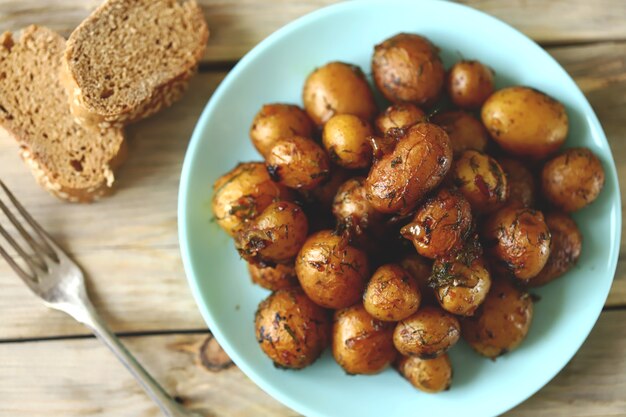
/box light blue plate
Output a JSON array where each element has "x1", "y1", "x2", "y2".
[{"x1": 178, "y1": 1, "x2": 621, "y2": 416}]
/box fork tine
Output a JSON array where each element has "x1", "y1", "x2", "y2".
[
  {"x1": 0, "y1": 242, "x2": 38, "y2": 291},
  {"x1": 0, "y1": 222, "x2": 45, "y2": 274}
]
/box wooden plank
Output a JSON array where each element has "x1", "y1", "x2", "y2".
[
  {"x1": 0, "y1": 310, "x2": 625, "y2": 416},
  {"x1": 0, "y1": 1, "x2": 625, "y2": 64}
]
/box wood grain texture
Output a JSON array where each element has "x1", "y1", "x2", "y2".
[{"x1": 1, "y1": 310, "x2": 625, "y2": 417}]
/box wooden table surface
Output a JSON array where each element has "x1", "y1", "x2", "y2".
[{"x1": 1, "y1": 1, "x2": 625, "y2": 416}]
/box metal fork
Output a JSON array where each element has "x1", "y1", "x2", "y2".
[{"x1": 0, "y1": 181, "x2": 201, "y2": 417}]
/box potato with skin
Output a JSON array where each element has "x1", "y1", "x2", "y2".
[
  {"x1": 248, "y1": 263, "x2": 298, "y2": 291},
  {"x1": 396, "y1": 354, "x2": 452, "y2": 393},
  {"x1": 541, "y1": 147, "x2": 605, "y2": 212},
  {"x1": 451, "y1": 149, "x2": 508, "y2": 214},
  {"x1": 363, "y1": 264, "x2": 422, "y2": 322},
  {"x1": 255, "y1": 287, "x2": 330, "y2": 369},
  {"x1": 481, "y1": 86, "x2": 568, "y2": 159},
  {"x1": 249, "y1": 104, "x2": 314, "y2": 157},
  {"x1": 482, "y1": 206, "x2": 551, "y2": 280},
  {"x1": 212, "y1": 162, "x2": 293, "y2": 237},
  {"x1": 365, "y1": 123, "x2": 452, "y2": 215},
  {"x1": 498, "y1": 158, "x2": 536, "y2": 208},
  {"x1": 431, "y1": 111, "x2": 489, "y2": 154},
  {"x1": 401, "y1": 188, "x2": 472, "y2": 259},
  {"x1": 447, "y1": 60, "x2": 494, "y2": 109},
  {"x1": 303, "y1": 61, "x2": 377, "y2": 125},
  {"x1": 372, "y1": 33, "x2": 445, "y2": 105},
  {"x1": 462, "y1": 279, "x2": 533, "y2": 358},
  {"x1": 266, "y1": 136, "x2": 331, "y2": 190},
  {"x1": 400, "y1": 253, "x2": 435, "y2": 304},
  {"x1": 332, "y1": 304, "x2": 396, "y2": 375},
  {"x1": 235, "y1": 201, "x2": 308, "y2": 265},
  {"x1": 308, "y1": 168, "x2": 351, "y2": 210},
  {"x1": 528, "y1": 212, "x2": 582, "y2": 287},
  {"x1": 295, "y1": 230, "x2": 369, "y2": 309},
  {"x1": 332, "y1": 177, "x2": 383, "y2": 237},
  {"x1": 393, "y1": 306, "x2": 460, "y2": 358},
  {"x1": 375, "y1": 103, "x2": 425, "y2": 138},
  {"x1": 323, "y1": 114, "x2": 373, "y2": 169}
]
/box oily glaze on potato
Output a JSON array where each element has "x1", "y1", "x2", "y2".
[
  {"x1": 303, "y1": 61, "x2": 377, "y2": 125},
  {"x1": 235, "y1": 201, "x2": 308, "y2": 265},
  {"x1": 295, "y1": 230, "x2": 369, "y2": 309},
  {"x1": 266, "y1": 136, "x2": 331, "y2": 190},
  {"x1": 248, "y1": 263, "x2": 299, "y2": 291},
  {"x1": 462, "y1": 279, "x2": 533, "y2": 359},
  {"x1": 400, "y1": 253, "x2": 436, "y2": 305},
  {"x1": 332, "y1": 304, "x2": 396, "y2": 375},
  {"x1": 396, "y1": 353, "x2": 452, "y2": 393},
  {"x1": 528, "y1": 212, "x2": 582, "y2": 287},
  {"x1": 498, "y1": 158, "x2": 536, "y2": 208},
  {"x1": 250, "y1": 104, "x2": 314, "y2": 157},
  {"x1": 255, "y1": 287, "x2": 330, "y2": 369},
  {"x1": 375, "y1": 103, "x2": 425, "y2": 138},
  {"x1": 541, "y1": 147, "x2": 605, "y2": 212},
  {"x1": 323, "y1": 114, "x2": 373, "y2": 169},
  {"x1": 212, "y1": 162, "x2": 293, "y2": 236},
  {"x1": 482, "y1": 206, "x2": 551, "y2": 280},
  {"x1": 372, "y1": 33, "x2": 445, "y2": 105},
  {"x1": 481, "y1": 86, "x2": 568, "y2": 159},
  {"x1": 447, "y1": 60, "x2": 495, "y2": 109},
  {"x1": 332, "y1": 177, "x2": 383, "y2": 237},
  {"x1": 431, "y1": 111, "x2": 489, "y2": 154},
  {"x1": 365, "y1": 123, "x2": 452, "y2": 215},
  {"x1": 393, "y1": 306, "x2": 460, "y2": 358},
  {"x1": 363, "y1": 264, "x2": 422, "y2": 322}
]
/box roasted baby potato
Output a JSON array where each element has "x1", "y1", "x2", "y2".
[
  {"x1": 447, "y1": 60, "x2": 494, "y2": 109},
  {"x1": 462, "y1": 279, "x2": 533, "y2": 359},
  {"x1": 249, "y1": 103, "x2": 314, "y2": 157},
  {"x1": 248, "y1": 263, "x2": 299, "y2": 291},
  {"x1": 430, "y1": 257, "x2": 492, "y2": 316},
  {"x1": 400, "y1": 253, "x2": 435, "y2": 304},
  {"x1": 235, "y1": 201, "x2": 308, "y2": 265},
  {"x1": 528, "y1": 212, "x2": 582, "y2": 287},
  {"x1": 451, "y1": 149, "x2": 508, "y2": 213},
  {"x1": 332, "y1": 304, "x2": 396, "y2": 375},
  {"x1": 212, "y1": 162, "x2": 293, "y2": 236},
  {"x1": 308, "y1": 168, "x2": 351, "y2": 210},
  {"x1": 375, "y1": 103, "x2": 425, "y2": 138},
  {"x1": 323, "y1": 114, "x2": 373, "y2": 169},
  {"x1": 431, "y1": 111, "x2": 489, "y2": 154},
  {"x1": 401, "y1": 188, "x2": 472, "y2": 259},
  {"x1": 541, "y1": 147, "x2": 605, "y2": 212},
  {"x1": 295, "y1": 230, "x2": 369, "y2": 309},
  {"x1": 482, "y1": 206, "x2": 551, "y2": 280},
  {"x1": 372, "y1": 33, "x2": 445, "y2": 105},
  {"x1": 363, "y1": 264, "x2": 422, "y2": 322},
  {"x1": 396, "y1": 353, "x2": 452, "y2": 393},
  {"x1": 332, "y1": 177, "x2": 383, "y2": 238},
  {"x1": 393, "y1": 306, "x2": 460, "y2": 358},
  {"x1": 303, "y1": 61, "x2": 377, "y2": 125},
  {"x1": 365, "y1": 123, "x2": 452, "y2": 214},
  {"x1": 481, "y1": 86, "x2": 568, "y2": 159},
  {"x1": 498, "y1": 158, "x2": 536, "y2": 208},
  {"x1": 266, "y1": 135, "x2": 331, "y2": 190},
  {"x1": 255, "y1": 287, "x2": 330, "y2": 369}
]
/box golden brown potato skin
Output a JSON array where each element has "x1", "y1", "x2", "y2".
[
  {"x1": 295, "y1": 230, "x2": 369, "y2": 309},
  {"x1": 396, "y1": 354, "x2": 452, "y2": 393},
  {"x1": 541, "y1": 147, "x2": 605, "y2": 212},
  {"x1": 365, "y1": 123, "x2": 452, "y2": 215},
  {"x1": 322, "y1": 114, "x2": 373, "y2": 169},
  {"x1": 481, "y1": 86, "x2": 568, "y2": 159},
  {"x1": 498, "y1": 158, "x2": 536, "y2": 208},
  {"x1": 430, "y1": 257, "x2": 492, "y2": 316},
  {"x1": 393, "y1": 306, "x2": 460, "y2": 358},
  {"x1": 461, "y1": 279, "x2": 533, "y2": 359},
  {"x1": 451, "y1": 150, "x2": 508, "y2": 214},
  {"x1": 528, "y1": 212, "x2": 582, "y2": 287},
  {"x1": 248, "y1": 263, "x2": 299, "y2": 291},
  {"x1": 303, "y1": 61, "x2": 377, "y2": 125},
  {"x1": 432, "y1": 111, "x2": 489, "y2": 155},
  {"x1": 482, "y1": 207, "x2": 551, "y2": 280},
  {"x1": 332, "y1": 304, "x2": 396, "y2": 375},
  {"x1": 372, "y1": 33, "x2": 444, "y2": 105},
  {"x1": 447, "y1": 60, "x2": 494, "y2": 109},
  {"x1": 308, "y1": 168, "x2": 351, "y2": 210},
  {"x1": 235, "y1": 201, "x2": 308, "y2": 265},
  {"x1": 250, "y1": 104, "x2": 314, "y2": 157},
  {"x1": 375, "y1": 103, "x2": 425, "y2": 138},
  {"x1": 332, "y1": 177, "x2": 383, "y2": 237},
  {"x1": 255, "y1": 287, "x2": 330, "y2": 369},
  {"x1": 212, "y1": 162, "x2": 293, "y2": 237},
  {"x1": 266, "y1": 136, "x2": 331, "y2": 190},
  {"x1": 363, "y1": 264, "x2": 422, "y2": 322},
  {"x1": 400, "y1": 254, "x2": 435, "y2": 305},
  {"x1": 401, "y1": 188, "x2": 472, "y2": 259}
]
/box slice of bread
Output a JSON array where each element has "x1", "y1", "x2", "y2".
[
  {"x1": 0, "y1": 26, "x2": 126, "y2": 203},
  {"x1": 62, "y1": 0, "x2": 209, "y2": 128}
]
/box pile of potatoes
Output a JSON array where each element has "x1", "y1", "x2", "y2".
[{"x1": 211, "y1": 32, "x2": 605, "y2": 393}]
